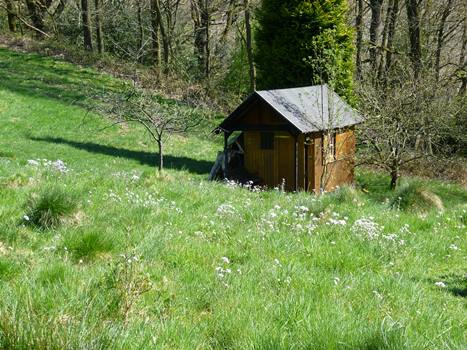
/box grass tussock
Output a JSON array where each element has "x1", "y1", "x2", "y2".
[
  {"x1": 0, "y1": 259, "x2": 19, "y2": 281},
  {"x1": 327, "y1": 185, "x2": 362, "y2": 204},
  {"x1": 391, "y1": 182, "x2": 444, "y2": 212},
  {"x1": 24, "y1": 186, "x2": 78, "y2": 230},
  {"x1": 0, "y1": 302, "x2": 116, "y2": 350},
  {"x1": 64, "y1": 229, "x2": 115, "y2": 261}
]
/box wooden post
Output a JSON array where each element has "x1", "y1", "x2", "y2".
[
  {"x1": 294, "y1": 134, "x2": 298, "y2": 192},
  {"x1": 224, "y1": 132, "x2": 229, "y2": 178},
  {"x1": 304, "y1": 136, "x2": 309, "y2": 192}
]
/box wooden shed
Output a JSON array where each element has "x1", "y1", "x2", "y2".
[{"x1": 212, "y1": 85, "x2": 363, "y2": 192}]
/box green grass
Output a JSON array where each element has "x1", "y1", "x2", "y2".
[{"x1": 0, "y1": 48, "x2": 466, "y2": 349}]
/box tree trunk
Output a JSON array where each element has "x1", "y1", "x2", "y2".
[
  {"x1": 81, "y1": 0, "x2": 93, "y2": 51},
  {"x1": 157, "y1": 140, "x2": 163, "y2": 171},
  {"x1": 244, "y1": 0, "x2": 255, "y2": 92},
  {"x1": 384, "y1": 0, "x2": 399, "y2": 74},
  {"x1": 369, "y1": 0, "x2": 384, "y2": 71},
  {"x1": 435, "y1": 0, "x2": 453, "y2": 82},
  {"x1": 5, "y1": 0, "x2": 17, "y2": 32},
  {"x1": 406, "y1": 0, "x2": 422, "y2": 79},
  {"x1": 459, "y1": 18, "x2": 466, "y2": 95},
  {"x1": 94, "y1": 0, "x2": 104, "y2": 54},
  {"x1": 221, "y1": 0, "x2": 237, "y2": 42},
  {"x1": 355, "y1": 0, "x2": 363, "y2": 80},
  {"x1": 355, "y1": 0, "x2": 364, "y2": 80},
  {"x1": 25, "y1": 0, "x2": 46, "y2": 38},
  {"x1": 191, "y1": 0, "x2": 209, "y2": 77},
  {"x1": 54, "y1": 0, "x2": 68, "y2": 18},
  {"x1": 204, "y1": 0, "x2": 210, "y2": 78},
  {"x1": 390, "y1": 169, "x2": 399, "y2": 189},
  {"x1": 377, "y1": 0, "x2": 393, "y2": 81},
  {"x1": 137, "y1": 0, "x2": 143, "y2": 62},
  {"x1": 150, "y1": 0, "x2": 160, "y2": 66},
  {"x1": 153, "y1": 0, "x2": 169, "y2": 71}
]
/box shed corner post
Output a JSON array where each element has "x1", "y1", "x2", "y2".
[
  {"x1": 223, "y1": 131, "x2": 230, "y2": 178},
  {"x1": 294, "y1": 133, "x2": 298, "y2": 192},
  {"x1": 304, "y1": 134, "x2": 309, "y2": 192}
]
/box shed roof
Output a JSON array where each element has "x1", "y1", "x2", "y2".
[{"x1": 218, "y1": 85, "x2": 363, "y2": 133}]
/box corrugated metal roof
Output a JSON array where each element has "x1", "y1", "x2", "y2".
[{"x1": 219, "y1": 85, "x2": 363, "y2": 133}]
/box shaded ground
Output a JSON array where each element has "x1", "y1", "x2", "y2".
[{"x1": 30, "y1": 136, "x2": 213, "y2": 174}]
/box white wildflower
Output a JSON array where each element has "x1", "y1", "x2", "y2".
[
  {"x1": 327, "y1": 218, "x2": 347, "y2": 226},
  {"x1": 217, "y1": 203, "x2": 236, "y2": 216},
  {"x1": 373, "y1": 290, "x2": 383, "y2": 300},
  {"x1": 435, "y1": 281, "x2": 446, "y2": 288},
  {"x1": 221, "y1": 256, "x2": 230, "y2": 264},
  {"x1": 27, "y1": 159, "x2": 39, "y2": 166},
  {"x1": 52, "y1": 159, "x2": 68, "y2": 173},
  {"x1": 352, "y1": 217, "x2": 382, "y2": 240}
]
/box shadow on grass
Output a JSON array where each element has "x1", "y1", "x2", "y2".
[
  {"x1": 0, "y1": 48, "x2": 120, "y2": 107},
  {"x1": 423, "y1": 273, "x2": 466, "y2": 299},
  {"x1": 30, "y1": 136, "x2": 213, "y2": 175}
]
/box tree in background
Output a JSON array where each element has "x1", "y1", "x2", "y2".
[
  {"x1": 96, "y1": 86, "x2": 202, "y2": 172},
  {"x1": 357, "y1": 71, "x2": 460, "y2": 189},
  {"x1": 81, "y1": 0, "x2": 93, "y2": 51},
  {"x1": 94, "y1": 0, "x2": 104, "y2": 54},
  {"x1": 4, "y1": 0, "x2": 16, "y2": 32},
  {"x1": 254, "y1": 0, "x2": 354, "y2": 101},
  {"x1": 191, "y1": 0, "x2": 210, "y2": 77}
]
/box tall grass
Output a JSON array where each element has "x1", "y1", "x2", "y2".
[{"x1": 390, "y1": 182, "x2": 444, "y2": 212}]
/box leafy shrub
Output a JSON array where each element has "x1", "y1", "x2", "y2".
[
  {"x1": 391, "y1": 182, "x2": 444, "y2": 212},
  {"x1": 24, "y1": 186, "x2": 78, "y2": 229}
]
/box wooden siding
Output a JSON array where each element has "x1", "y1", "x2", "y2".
[
  {"x1": 275, "y1": 133, "x2": 295, "y2": 190},
  {"x1": 309, "y1": 127, "x2": 356, "y2": 192},
  {"x1": 235, "y1": 100, "x2": 289, "y2": 127},
  {"x1": 244, "y1": 131, "x2": 296, "y2": 190}
]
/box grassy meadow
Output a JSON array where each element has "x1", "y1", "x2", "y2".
[{"x1": 0, "y1": 48, "x2": 466, "y2": 349}]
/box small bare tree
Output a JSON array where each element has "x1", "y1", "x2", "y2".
[
  {"x1": 357, "y1": 73, "x2": 458, "y2": 189},
  {"x1": 97, "y1": 86, "x2": 202, "y2": 172}
]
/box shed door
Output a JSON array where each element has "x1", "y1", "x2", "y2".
[{"x1": 275, "y1": 133, "x2": 295, "y2": 191}]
